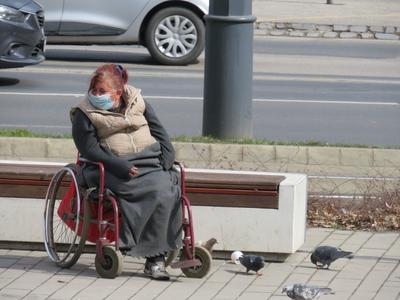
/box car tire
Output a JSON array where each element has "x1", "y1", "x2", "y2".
[{"x1": 145, "y1": 7, "x2": 205, "y2": 65}]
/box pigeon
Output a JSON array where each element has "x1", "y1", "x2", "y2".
[
  {"x1": 197, "y1": 238, "x2": 218, "y2": 254},
  {"x1": 310, "y1": 245, "x2": 353, "y2": 269},
  {"x1": 238, "y1": 255, "x2": 265, "y2": 275},
  {"x1": 282, "y1": 284, "x2": 334, "y2": 300}
]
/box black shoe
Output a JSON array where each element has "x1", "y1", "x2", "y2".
[{"x1": 144, "y1": 260, "x2": 170, "y2": 281}]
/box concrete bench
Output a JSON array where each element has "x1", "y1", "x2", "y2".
[{"x1": 0, "y1": 160, "x2": 307, "y2": 261}]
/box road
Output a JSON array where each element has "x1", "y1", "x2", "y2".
[{"x1": 0, "y1": 36, "x2": 399, "y2": 146}]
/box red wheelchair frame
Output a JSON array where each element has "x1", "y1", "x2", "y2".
[{"x1": 44, "y1": 158, "x2": 212, "y2": 279}]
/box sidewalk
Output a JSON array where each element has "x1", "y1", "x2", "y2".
[
  {"x1": 0, "y1": 228, "x2": 399, "y2": 300},
  {"x1": 252, "y1": 0, "x2": 400, "y2": 40}
]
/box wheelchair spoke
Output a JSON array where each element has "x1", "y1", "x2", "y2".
[{"x1": 44, "y1": 165, "x2": 89, "y2": 268}]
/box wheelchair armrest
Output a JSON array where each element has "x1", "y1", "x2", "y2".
[{"x1": 77, "y1": 157, "x2": 106, "y2": 194}]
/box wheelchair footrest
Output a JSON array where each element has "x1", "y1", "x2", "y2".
[{"x1": 170, "y1": 259, "x2": 201, "y2": 269}]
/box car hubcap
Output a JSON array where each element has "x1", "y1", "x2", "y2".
[{"x1": 155, "y1": 15, "x2": 198, "y2": 58}]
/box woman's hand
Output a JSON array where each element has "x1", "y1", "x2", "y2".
[{"x1": 129, "y1": 165, "x2": 139, "y2": 176}]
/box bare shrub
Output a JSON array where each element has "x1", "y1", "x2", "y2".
[{"x1": 308, "y1": 179, "x2": 400, "y2": 231}]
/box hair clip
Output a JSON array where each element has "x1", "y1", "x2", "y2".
[{"x1": 115, "y1": 64, "x2": 124, "y2": 75}]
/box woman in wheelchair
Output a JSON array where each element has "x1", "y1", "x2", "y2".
[{"x1": 70, "y1": 64, "x2": 181, "y2": 280}]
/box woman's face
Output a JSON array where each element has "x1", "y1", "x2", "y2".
[{"x1": 91, "y1": 81, "x2": 122, "y2": 108}]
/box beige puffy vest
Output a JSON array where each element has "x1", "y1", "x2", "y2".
[{"x1": 72, "y1": 85, "x2": 157, "y2": 156}]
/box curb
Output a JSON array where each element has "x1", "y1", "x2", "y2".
[
  {"x1": 254, "y1": 21, "x2": 400, "y2": 40},
  {"x1": 1, "y1": 137, "x2": 399, "y2": 196}
]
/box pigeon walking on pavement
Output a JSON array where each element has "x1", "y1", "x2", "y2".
[
  {"x1": 197, "y1": 238, "x2": 218, "y2": 254},
  {"x1": 282, "y1": 284, "x2": 334, "y2": 300},
  {"x1": 238, "y1": 254, "x2": 265, "y2": 276},
  {"x1": 202, "y1": 238, "x2": 218, "y2": 253},
  {"x1": 310, "y1": 245, "x2": 353, "y2": 269}
]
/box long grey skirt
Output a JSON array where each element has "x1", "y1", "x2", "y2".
[{"x1": 81, "y1": 143, "x2": 182, "y2": 257}]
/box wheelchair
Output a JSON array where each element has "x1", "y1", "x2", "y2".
[{"x1": 43, "y1": 157, "x2": 212, "y2": 279}]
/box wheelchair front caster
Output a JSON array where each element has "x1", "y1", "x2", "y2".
[
  {"x1": 181, "y1": 246, "x2": 212, "y2": 278},
  {"x1": 95, "y1": 246, "x2": 123, "y2": 279}
]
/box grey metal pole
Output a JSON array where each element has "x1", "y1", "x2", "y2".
[
  {"x1": 202, "y1": 0, "x2": 256, "y2": 139},
  {"x1": 327, "y1": 0, "x2": 333, "y2": 4}
]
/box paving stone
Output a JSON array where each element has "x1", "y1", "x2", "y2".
[
  {"x1": 74, "y1": 277, "x2": 128, "y2": 299},
  {"x1": 362, "y1": 232, "x2": 398, "y2": 250},
  {"x1": 275, "y1": 145, "x2": 308, "y2": 164},
  {"x1": 242, "y1": 145, "x2": 275, "y2": 165},
  {"x1": 333, "y1": 24, "x2": 349, "y2": 31},
  {"x1": 24, "y1": 294, "x2": 48, "y2": 300},
  {"x1": 129, "y1": 279, "x2": 172, "y2": 300},
  {"x1": 105, "y1": 277, "x2": 150, "y2": 300},
  {"x1": 316, "y1": 25, "x2": 333, "y2": 31},
  {"x1": 174, "y1": 142, "x2": 211, "y2": 165},
  {"x1": 350, "y1": 25, "x2": 368, "y2": 33},
  {"x1": 256, "y1": 22, "x2": 274, "y2": 30},
  {"x1": 311, "y1": 269, "x2": 339, "y2": 282},
  {"x1": 329, "y1": 278, "x2": 361, "y2": 292},
  {"x1": 385, "y1": 26, "x2": 396, "y2": 33},
  {"x1": 373, "y1": 149, "x2": 400, "y2": 167},
  {"x1": 340, "y1": 148, "x2": 373, "y2": 167},
  {"x1": 6, "y1": 271, "x2": 52, "y2": 290},
  {"x1": 356, "y1": 263, "x2": 397, "y2": 293},
  {"x1": 213, "y1": 273, "x2": 257, "y2": 300},
  {"x1": 270, "y1": 30, "x2": 288, "y2": 36},
  {"x1": 340, "y1": 32, "x2": 360, "y2": 39},
  {"x1": 306, "y1": 32, "x2": 323, "y2": 38},
  {"x1": 0, "y1": 230, "x2": 399, "y2": 299},
  {"x1": 0, "y1": 139, "x2": 12, "y2": 158},
  {"x1": 254, "y1": 28, "x2": 267, "y2": 35},
  {"x1": 49, "y1": 276, "x2": 97, "y2": 299},
  {"x1": 373, "y1": 286, "x2": 400, "y2": 300},
  {"x1": 237, "y1": 291, "x2": 272, "y2": 300},
  {"x1": 375, "y1": 33, "x2": 400, "y2": 40},
  {"x1": 289, "y1": 30, "x2": 306, "y2": 37},
  {"x1": 292, "y1": 23, "x2": 315, "y2": 30},
  {"x1": 275, "y1": 23, "x2": 288, "y2": 29},
  {"x1": 349, "y1": 291, "x2": 376, "y2": 300},
  {"x1": 187, "y1": 281, "x2": 224, "y2": 300},
  {"x1": 369, "y1": 25, "x2": 385, "y2": 33},
  {"x1": 0, "y1": 288, "x2": 30, "y2": 299},
  {"x1": 323, "y1": 32, "x2": 339, "y2": 38},
  {"x1": 361, "y1": 32, "x2": 375, "y2": 39}
]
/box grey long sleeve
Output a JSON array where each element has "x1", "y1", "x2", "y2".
[{"x1": 71, "y1": 109, "x2": 132, "y2": 179}]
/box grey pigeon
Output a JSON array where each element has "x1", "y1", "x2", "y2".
[
  {"x1": 311, "y1": 245, "x2": 353, "y2": 269},
  {"x1": 282, "y1": 284, "x2": 334, "y2": 300},
  {"x1": 201, "y1": 238, "x2": 218, "y2": 253},
  {"x1": 238, "y1": 255, "x2": 265, "y2": 275}
]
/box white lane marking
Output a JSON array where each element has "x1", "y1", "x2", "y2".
[
  {"x1": 0, "y1": 92, "x2": 83, "y2": 97},
  {"x1": 2, "y1": 67, "x2": 400, "y2": 84},
  {"x1": 0, "y1": 92, "x2": 398, "y2": 106},
  {"x1": 1, "y1": 92, "x2": 398, "y2": 106},
  {"x1": 0, "y1": 124, "x2": 70, "y2": 129}
]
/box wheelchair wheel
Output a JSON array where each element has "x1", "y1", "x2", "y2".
[
  {"x1": 181, "y1": 246, "x2": 212, "y2": 278},
  {"x1": 95, "y1": 246, "x2": 123, "y2": 279},
  {"x1": 44, "y1": 164, "x2": 90, "y2": 268}
]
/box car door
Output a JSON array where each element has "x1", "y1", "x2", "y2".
[
  {"x1": 35, "y1": 0, "x2": 64, "y2": 34},
  {"x1": 58, "y1": 0, "x2": 150, "y2": 35}
]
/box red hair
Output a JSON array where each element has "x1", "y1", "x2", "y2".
[{"x1": 89, "y1": 64, "x2": 128, "y2": 92}]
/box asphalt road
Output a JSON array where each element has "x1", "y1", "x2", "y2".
[{"x1": 0, "y1": 36, "x2": 399, "y2": 146}]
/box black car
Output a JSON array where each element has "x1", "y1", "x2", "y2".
[{"x1": 0, "y1": 0, "x2": 45, "y2": 68}]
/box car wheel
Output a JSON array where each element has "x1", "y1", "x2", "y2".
[{"x1": 145, "y1": 7, "x2": 205, "y2": 65}]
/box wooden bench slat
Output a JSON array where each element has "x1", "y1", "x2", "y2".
[{"x1": 0, "y1": 162, "x2": 283, "y2": 209}]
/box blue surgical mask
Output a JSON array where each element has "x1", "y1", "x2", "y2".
[{"x1": 88, "y1": 91, "x2": 114, "y2": 110}]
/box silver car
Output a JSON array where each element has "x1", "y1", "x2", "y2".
[
  {"x1": 37, "y1": 0, "x2": 208, "y2": 65},
  {"x1": 0, "y1": 0, "x2": 45, "y2": 68}
]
